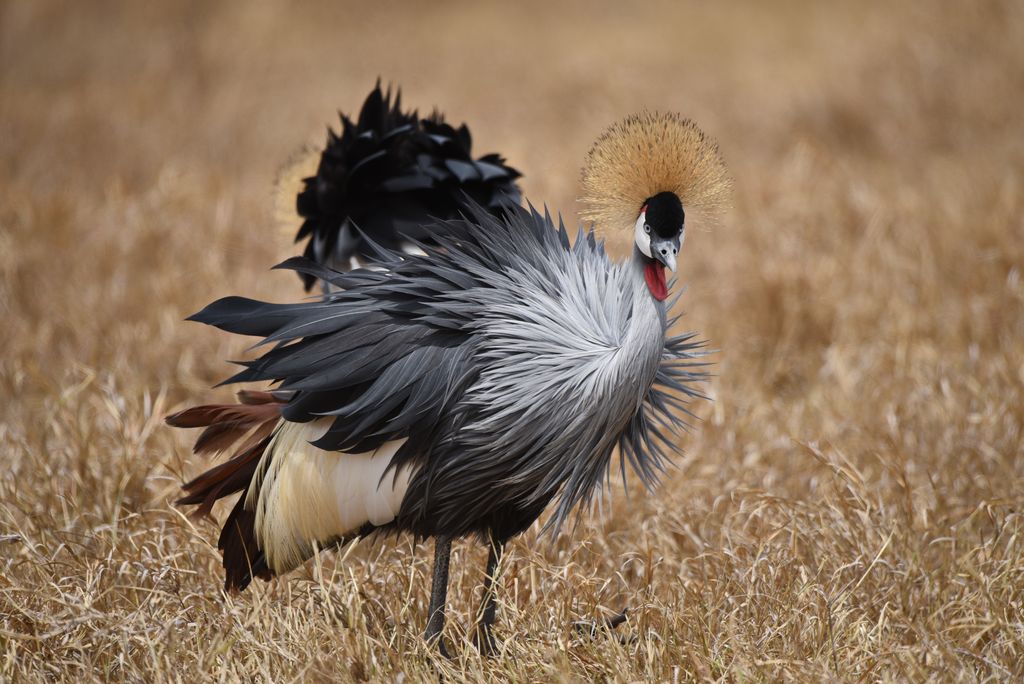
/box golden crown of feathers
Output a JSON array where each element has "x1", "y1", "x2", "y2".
[{"x1": 579, "y1": 111, "x2": 731, "y2": 231}]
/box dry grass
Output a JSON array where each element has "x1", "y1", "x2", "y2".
[{"x1": 2, "y1": 1, "x2": 1023, "y2": 681}]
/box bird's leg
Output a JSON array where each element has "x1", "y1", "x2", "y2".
[
  {"x1": 424, "y1": 535, "x2": 453, "y2": 657},
  {"x1": 472, "y1": 533, "x2": 504, "y2": 656}
]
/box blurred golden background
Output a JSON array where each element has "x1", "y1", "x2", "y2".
[{"x1": 2, "y1": 1, "x2": 1022, "y2": 680}]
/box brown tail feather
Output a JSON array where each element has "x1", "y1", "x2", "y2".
[
  {"x1": 178, "y1": 436, "x2": 272, "y2": 517},
  {"x1": 167, "y1": 395, "x2": 282, "y2": 455},
  {"x1": 168, "y1": 391, "x2": 285, "y2": 591}
]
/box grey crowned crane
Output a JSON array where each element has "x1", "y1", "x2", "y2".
[
  {"x1": 282, "y1": 82, "x2": 521, "y2": 291},
  {"x1": 168, "y1": 110, "x2": 730, "y2": 654}
]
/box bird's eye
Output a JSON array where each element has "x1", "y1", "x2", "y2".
[{"x1": 643, "y1": 224, "x2": 651, "y2": 234}]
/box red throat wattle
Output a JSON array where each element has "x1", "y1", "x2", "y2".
[{"x1": 644, "y1": 261, "x2": 668, "y2": 301}]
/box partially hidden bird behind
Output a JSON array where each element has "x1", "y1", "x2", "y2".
[
  {"x1": 278, "y1": 82, "x2": 522, "y2": 292},
  {"x1": 167, "y1": 95, "x2": 730, "y2": 655}
]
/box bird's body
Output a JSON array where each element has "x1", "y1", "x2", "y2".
[
  {"x1": 170, "y1": 98, "x2": 729, "y2": 652},
  {"x1": 174, "y1": 206, "x2": 707, "y2": 587}
]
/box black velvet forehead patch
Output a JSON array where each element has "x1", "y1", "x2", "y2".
[{"x1": 644, "y1": 192, "x2": 685, "y2": 238}]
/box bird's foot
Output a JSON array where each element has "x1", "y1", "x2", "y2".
[
  {"x1": 573, "y1": 609, "x2": 632, "y2": 643},
  {"x1": 472, "y1": 625, "x2": 500, "y2": 657},
  {"x1": 429, "y1": 637, "x2": 453, "y2": 660}
]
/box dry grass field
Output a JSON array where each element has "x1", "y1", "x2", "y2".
[{"x1": 2, "y1": 1, "x2": 1023, "y2": 681}]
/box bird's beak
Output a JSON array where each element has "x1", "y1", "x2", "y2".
[{"x1": 649, "y1": 235, "x2": 680, "y2": 273}]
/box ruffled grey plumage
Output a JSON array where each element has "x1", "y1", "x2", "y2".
[{"x1": 191, "y1": 203, "x2": 708, "y2": 540}]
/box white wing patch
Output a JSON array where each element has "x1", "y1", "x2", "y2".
[{"x1": 247, "y1": 418, "x2": 414, "y2": 574}]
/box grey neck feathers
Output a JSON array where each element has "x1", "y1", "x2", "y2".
[
  {"x1": 626, "y1": 247, "x2": 669, "y2": 409},
  {"x1": 453, "y1": 244, "x2": 669, "y2": 529}
]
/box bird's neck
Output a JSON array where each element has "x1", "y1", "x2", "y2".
[
  {"x1": 630, "y1": 245, "x2": 650, "y2": 276},
  {"x1": 628, "y1": 244, "x2": 668, "y2": 333},
  {"x1": 617, "y1": 245, "x2": 669, "y2": 414},
  {"x1": 630, "y1": 246, "x2": 667, "y2": 309}
]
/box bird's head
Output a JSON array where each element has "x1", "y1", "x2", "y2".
[
  {"x1": 579, "y1": 111, "x2": 731, "y2": 301},
  {"x1": 634, "y1": 191, "x2": 684, "y2": 301}
]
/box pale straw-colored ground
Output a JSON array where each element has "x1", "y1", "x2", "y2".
[{"x1": 2, "y1": 1, "x2": 1023, "y2": 680}]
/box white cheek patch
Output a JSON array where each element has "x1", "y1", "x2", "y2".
[{"x1": 634, "y1": 213, "x2": 652, "y2": 257}]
